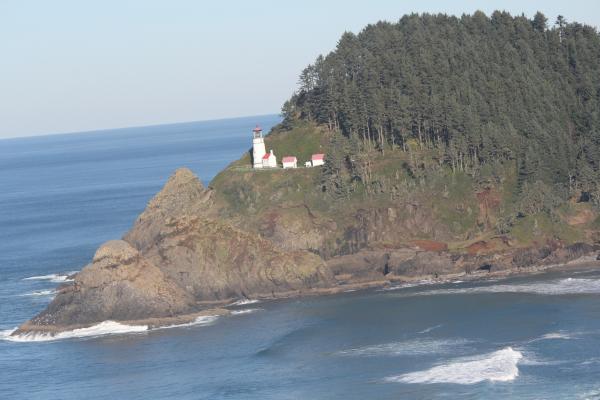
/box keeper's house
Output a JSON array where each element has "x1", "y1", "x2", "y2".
[
  {"x1": 262, "y1": 150, "x2": 277, "y2": 168},
  {"x1": 282, "y1": 156, "x2": 297, "y2": 169},
  {"x1": 311, "y1": 153, "x2": 325, "y2": 167}
]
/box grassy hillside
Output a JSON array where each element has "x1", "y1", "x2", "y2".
[{"x1": 209, "y1": 120, "x2": 598, "y2": 258}]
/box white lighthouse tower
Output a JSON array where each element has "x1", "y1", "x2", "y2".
[{"x1": 252, "y1": 125, "x2": 266, "y2": 169}]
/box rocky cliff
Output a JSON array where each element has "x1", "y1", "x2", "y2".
[
  {"x1": 16, "y1": 168, "x2": 332, "y2": 334},
  {"x1": 14, "y1": 134, "x2": 600, "y2": 335}
]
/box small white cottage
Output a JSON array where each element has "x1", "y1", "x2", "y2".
[
  {"x1": 311, "y1": 153, "x2": 325, "y2": 167},
  {"x1": 304, "y1": 161, "x2": 312, "y2": 168},
  {"x1": 282, "y1": 156, "x2": 297, "y2": 169},
  {"x1": 262, "y1": 149, "x2": 277, "y2": 168}
]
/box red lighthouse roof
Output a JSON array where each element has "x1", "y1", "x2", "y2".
[{"x1": 252, "y1": 125, "x2": 262, "y2": 132}]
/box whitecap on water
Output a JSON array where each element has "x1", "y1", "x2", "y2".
[
  {"x1": 2, "y1": 315, "x2": 223, "y2": 342},
  {"x1": 576, "y1": 387, "x2": 600, "y2": 400},
  {"x1": 2, "y1": 321, "x2": 148, "y2": 342},
  {"x1": 151, "y1": 315, "x2": 219, "y2": 331},
  {"x1": 338, "y1": 337, "x2": 471, "y2": 357},
  {"x1": 231, "y1": 308, "x2": 261, "y2": 315},
  {"x1": 18, "y1": 289, "x2": 57, "y2": 297},
  {"x1": 403, "y1": 278, "x2": 600, "y2": 297},
  {"x1": 378, "y1": 281, "x2": 431, "y2": 291},
  {"x1": 417, "y1": 324, "x2": 443, "y2": 334},
  {"x1": 229, "y1": 299, "x2": 260, "y2": 306},
  {"x1": 23, "y1": 273, "x2": 74, "y2": 283},
  {"x1": 0, "y1": 328, "x2": 17, "y2": 340},
  {"x1": 539, "y1": 331, "x2": 572, "y2": 340},
  {"x1": 385, "y1": 347, "x2": 523, "y2": 385}
]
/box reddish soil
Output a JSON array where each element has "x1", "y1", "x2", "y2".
[{"x1": 410, "y1": 240, "x2": 448, "y2": 252}]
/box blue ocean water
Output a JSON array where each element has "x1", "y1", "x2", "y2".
[{"x1": 1, "y1": 115, "x2": 600, "y2": 399}]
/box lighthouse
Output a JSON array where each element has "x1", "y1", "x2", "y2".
[{"x1": 252, "y1": 126, "x2": 266, "y2": 168}]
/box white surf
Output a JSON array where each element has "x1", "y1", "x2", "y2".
[
  {"x1": 229, "y1": 299, "x2": 260, "y2": 306},
  {"x1": 405, "y1": 278, "x2": 600, "y2": 297},
  {"x1": 339, "y1": 338, "x2": 471, "y2": 357},
  {"x1": 418, "y1": 324, "x2": 443, "y2": 334},
  {"x1": 152, "y1": 315, "x2": 219, "y2": 331},
  {"x1": 386, "y1": 347, "x2": 523, "y2": 385},
  {"x1": 539, "y1": 331, "x2": 572, "y2": 340},
  {"x1": 19, "y1": 289, "x2": 57, "y2": 297},
  {"x1": 231, "y1": 308, "x2": 261, "y2": 315},
  {"x1": 2, "y1": 321, "x2": 148, "y2": 342},
  {"x1": 23, "y1": 273, "x2": 74, "y2": 283}
]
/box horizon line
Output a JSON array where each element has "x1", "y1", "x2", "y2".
[{"x1": 0, "y1": 112, "x2": 281, "y2": 142}]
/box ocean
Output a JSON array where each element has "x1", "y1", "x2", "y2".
[{"x1": 1, "y1": 115, "x2": 600, "y2": 399}]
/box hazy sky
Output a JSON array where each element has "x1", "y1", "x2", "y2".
[{"x1": 1, "y1": 0, "x2": 599, "y2": 138}]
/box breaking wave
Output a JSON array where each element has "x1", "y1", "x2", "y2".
[
  {"x1": 231, "y1": 308, "x2": 261, "y2": 315},
  {"x1": 19, "y1": 289, "x2": 57, "y2": 297},
  {"x1": 378, "y1": 281, "x2": 432, "y2": 291},
  {"x1": 2, "y1": 315, "x2": 224, "y2": 342},
  {"x1": 578, "y1": 388, "x2": 600, "y2": 400},
  {"x1": 23, "y1": 273, "x2": 74, "y2": 283},
  {"x1": 407, "y1": 278, "x2": 600, "y2": 297},
  {"x1": 539, "y1": 331, "x2": 573, "y2": 340},
  {"x1": 229, "y1": 299, "x2": 260, "y2": 306},
  {"x1": 418, "y1": 324, "x2": 443, "y2": 334},
  {"x1": 385, "y1": 347, "x2": 522, "y2": 385},
  {"x1": 1, "y1": 321, "x2": 148, "y2": 342},
  {"x1": 152, "y1": 315, "x2": 219, "y2": 331},
  {"x1": 0, "y1": 328, "x2": 17, "y2": 339},
  {"x1": 338, "y1": 337, "x2": 471, "y2": 357}
]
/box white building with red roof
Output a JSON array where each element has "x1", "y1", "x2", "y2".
[
  {"x1": 311, "y1": 153, "x2": 325, "y2": 167},
  {"x1": 262, "y1": 149, "x2": 277, "y2": 168},
  {"x1": 282, "y1": 156, "x2": 297, "y2": 169}
]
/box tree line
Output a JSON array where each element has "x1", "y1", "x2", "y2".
[{"x1": 283, "y1": 11, "x2": 600, "y2": 205}]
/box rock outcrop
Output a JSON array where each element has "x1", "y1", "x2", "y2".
[
  {"x1": 16, "y1": 168, "x2": 332, "y2": 334},
  {"x1": 124, "y1": 168, "x2": 213, "y2": 252},
  {"x1": 16, "y1": 240, "x2": 194, "y2": 333},
  {"x1": 142, "y1": 214, "x2": 331, "y2": 300},
  {"x1": 14, "y1": 167, "x2": 600, "y2": 336}
]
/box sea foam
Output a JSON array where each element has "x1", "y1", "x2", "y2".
[
  {"x1": 338, "y1": 338, "x2": 471, "y2": 357},
  {"x1": 1, "y1": 321, "x2": 148, "y2": 342},
  {"x1": 378, "y1": 281, "x2": 432, "y2": 291},
  {"x1": 385, "y1": 347, "x2": 523, "y2": 385},
  {"x1": 229, "y1": 299, "x2": 260, "y2": 306},
  {"x1": 231, "y1": 308, "x2": 262, "y2": 315},
  {"x1": 539, "y1": 331, "x2": 572, "y2": 340},
  {"x1": 418, "y1": 324, "x2": 443, "y2": 334},
  {"x1": 2, "y1": 314, "x2": 224, "y2": 342},
  {"x1": 152, "y1": 315, "x2": 219, "y2": 331},
  {"x1": 23, "y1": 273, "x2": 74, "y2": 283},
  {"x1": 404, "y1": 278, "x2": 600, "y2": 297},
  {"x1": 19, "y1": 289, "x2": 57, "y2": 297}
]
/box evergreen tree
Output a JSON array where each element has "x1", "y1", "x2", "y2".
[{"x1": 287, "y1": 11, "x2": 600, "y2": 205}]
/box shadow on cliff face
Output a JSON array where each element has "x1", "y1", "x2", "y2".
[
  {"x1": 16, "y1": 168, "x2": 334, "y2": 334},
  {"x1": 14, "y1": 168, "x2": 600, "y2": 336}
]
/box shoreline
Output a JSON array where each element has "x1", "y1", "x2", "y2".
[{"x1": 11, "y1": 256, "x2": 600, "y2": 339}]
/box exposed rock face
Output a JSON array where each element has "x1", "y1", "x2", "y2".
[
  {"x1": 15, "y1": 167, "x2": 600, "y2": 336},
  {"x1": 17, "y1": 168, "x2": 332, "y2": 333},
  {"x1": 17, "y1": 240, "x2": 194, "y2": 332},
  {"x1": 142, "y1": 214, "x2": 332, "y2": 301},
  {"x1": 124, "y1": 168, "x2": 213, "y2": 252}
]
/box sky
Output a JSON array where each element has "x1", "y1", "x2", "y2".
[{"x1": 1, "y1": 0, "x2": 599, "y2": 139}]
